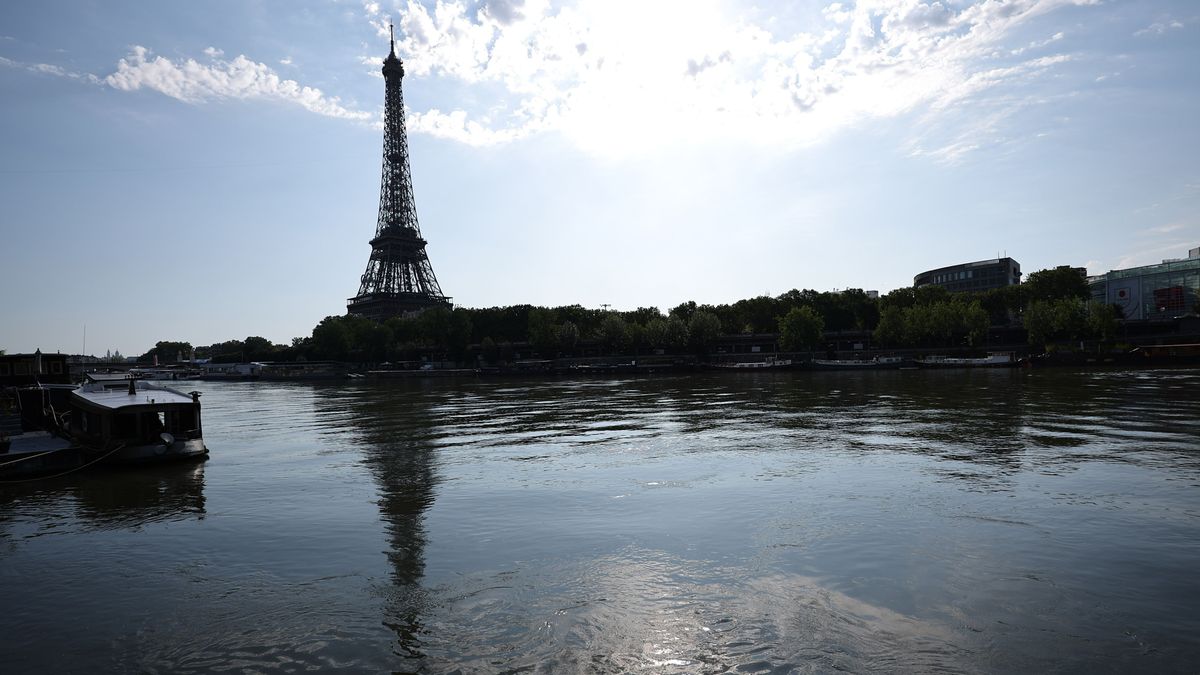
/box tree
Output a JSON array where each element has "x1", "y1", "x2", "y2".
[
  {"x1": 446, "y1": 309, "x2": 474, "y2": 359},
  {"x1": 141, "y1": 340, "x2": 193, "y2": 364},
  {"x1": 1025, "y1": 266, "x2": 1089, "y2": 303},
  {"x1": 732, "y1": 295, "x2": 779, "y2": 333},
  {"x1": 687, "y1": 310, "x2": 721, "y2": 355},
  {"x1": 644, "y1": 318, "x2": 668, "y2": 348},
  {"x1": 310, "y1": 316, "x2": 352, "y2": 360},
  {"x1": 779, "y1": 306, "x2": 824, "y2": 351},
  {"x1": 558, "y1": 321, "x2": 580, "y2": 352},
  {"x1": 665, "y1": 317, "x2": 689, "y2": 350},
  {"x1": 622, "y1": 307, "x2": 663, "y2": 326},
  {"x1": 599, "y1": 314, "x2": 630, "y2": 353},
  {"x1": 1025, "y1": 298, "x2": 1087, "y2": 347},
  {"x1": 960, "y1": 301, "x2": 990, "y2": 347},
  {"x1": 874, "y1": 305, "x2": 905, "y2": 346},
  {"x1": 1086, "y1": 301, "x2": 1119, "y2": 342},
  {"x1": 243, "y1": 336, "x2": 276, "y2": 361},
  {"x1": 481, "y1": 337, "x2": 498, "y2": 364},
  {"x1": 669, "y1": 301, "x2": 697, "y2": 323},
  {"x1": 528, "y1": 308, "x2": 558, "y2": 356}
]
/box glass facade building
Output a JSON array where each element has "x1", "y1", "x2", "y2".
[{"x1": 1089, "y1": 249, "x2": 1200, "y2": 320}]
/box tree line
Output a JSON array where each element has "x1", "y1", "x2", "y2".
[{"x1": 131, "y1": 266, "x2": 1143, "y2": 365}]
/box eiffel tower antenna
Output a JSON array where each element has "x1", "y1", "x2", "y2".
[{"x1": 348, "y1": 27, "x2": 451, "y2": 321}]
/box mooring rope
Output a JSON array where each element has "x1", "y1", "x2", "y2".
[{"x1": 0, "y1": 443, "x2": 127, "y2": 483}]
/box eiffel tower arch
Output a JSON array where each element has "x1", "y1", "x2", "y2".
[{"x1": 348, "y1": 25, "x2": 450, "y2": 322}]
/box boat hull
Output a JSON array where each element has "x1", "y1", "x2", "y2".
[
  {"x1": 809, "y1": 360, "x2": 906, "y2": 370},
  {"x1": 100, "y1": 438, "x2": 209, "y2": 466}
]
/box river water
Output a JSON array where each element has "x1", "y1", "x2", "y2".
[{"x1": 2, "y1": 369, "x2": 1200, "y2": 673}]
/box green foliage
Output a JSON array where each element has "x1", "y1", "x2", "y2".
[
  {"x1": 310, "y1": 316, "x2": 353, "y2": 360},
  {"x1": 599, "y1": 314, "x2": 630, "y2": 353},
  {"x1": 665, "y1": 317, "x2": 689, "y2": 350},
  {"x1": 1086, "y1": 301, "x2": 1119, "y2": 343},
  {"x1": 978, "y1": 286, "x2": 1025, "y2": 326},
  {"x1": 669, "y1": 301, "x2": 698, "y2": 323},
  {"x1": 1024, "y1": 298, "x2": 1087, "y2": 346},
  {"x1": 413, "y1": 307, "x2": 473, "y2": 358},
  {"x1": 558, "y1": 321, "x2": 580, "y2": 352},
  {"x1": 528, "y1": 308, "x2": 559, "y2": 356},
  {"x1": 480, "y1": 337, "x2": 498, "y2": 364},
  {"x1": 687, "y1": 310, "x2": 721, "y2": 354},
  {"x1": 961, "y1": 301, "x2": 990, "y2": 347},
  {"x1": 141, "y1": 340, "x2": 193, "y2": 363},
  {"x1": 1025, "y1": 266, "x2": 1089, "y2": 303},
  {"x1": 177, "y1": 261, "x2": 1105, "y2": 366},
  {"x1": 874, "y1": 297, "x2": 990, "y2": 347},
  {"x1": 621, "y1": 307, "x2": 664, "y2": 326},
  {"x1": 238, "y1": 336, "x2": 283, "y2": 361},
  {"x1": 779, "y1": 306, "x2": 824, "y2": 351},
  {"x1": 873, "y1": 305, "x2": 905, "y2": 346},
  {"x1": 644, "y1": 318, "x2": 668, "y2": 348}
]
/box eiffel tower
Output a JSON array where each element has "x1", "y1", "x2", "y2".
[{"x1": 348, "y1": 24, "x2": 450, "y2": 321}]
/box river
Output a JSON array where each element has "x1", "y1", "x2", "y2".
[{"x1": 2, "y1": 368, "x2": 1199, "y2": 673}]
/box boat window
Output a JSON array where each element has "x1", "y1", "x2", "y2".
[{"x1": 145, "y1": 412, "x2": 166, "y2": 439}]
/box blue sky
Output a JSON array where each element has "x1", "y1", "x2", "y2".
[{"x1": 1, "y1": 0, "x2": 1198, "y2": 356}]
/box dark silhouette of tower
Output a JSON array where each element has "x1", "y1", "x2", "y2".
[{"x1": 348, "y1": 25, "x2": 450, "y2": 321}]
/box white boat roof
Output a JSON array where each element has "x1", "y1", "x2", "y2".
[{"x1": 72, "y1": 381, "x2": 195, "y2": 410}]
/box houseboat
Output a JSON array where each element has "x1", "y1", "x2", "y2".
[
  {"x1": 713, "y1": 357, "x2": 794, "y2": 370},
  {"x1": 915, "y1": 352, "x2": 1019, "y2": 368},
  {"x1": 0, "y1": 384, "x2": 80, "y2": 479},
  {"x1": 810, "y1": 356, "x2": 907, "y2": 370},
  {"x1": 65, "y1": 378, "x2": 208, "y2": 465}
]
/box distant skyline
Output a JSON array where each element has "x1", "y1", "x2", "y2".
[{"x1": 2, "y1": 0, "x2": 1198, "y2": 355}]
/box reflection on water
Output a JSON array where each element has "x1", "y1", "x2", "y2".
[
  {"x1": 313, "y1": 382, "x2": 441, "y2": 666},
  {"x1": 0, "y1": 461, "x2": 206, "y2": 538},
  {"x1": 2, "y1": 369, "x2": 1200, "y2": 672}
]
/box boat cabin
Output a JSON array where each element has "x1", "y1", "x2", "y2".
[{"x1": 68, "y1": 380, "x2": 203, "y2": 449}]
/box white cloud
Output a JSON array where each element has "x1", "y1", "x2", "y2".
[
  {"x1": 1147, "y1": 222, "x2": 1185, "y2": 234},
  {"x1": 280, "y1": 56, "x2": 293, "y2": 66},
  {"x1": 0, "y1": 54, "x2": 100, "y2": 83},
  {"x1": 103, "y1": 46, "x2": 372, "y2": 121},
  {"x1": 381, "y1": 0, "x2": 1099, "y2": 157},
  {"x1": 1134, "y1": 19, "x2": 1185, "y2": 37},
  {"x1": 203, "y1": 46, "x2": 224, "y2": 58}
]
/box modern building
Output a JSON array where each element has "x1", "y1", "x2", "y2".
[
  {"x1": 914, "y1": 257, "x2": 1021, "y2": 293},
  {"x1": 1089, "y1": 246, "x2": 1200, "y2": 320}
]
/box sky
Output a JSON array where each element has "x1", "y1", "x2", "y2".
[{"x1": 1, "y1": 0, "x2": 1198, "y2": 356}]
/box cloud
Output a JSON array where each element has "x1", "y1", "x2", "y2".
[
  {"x1": 1146, "y1": 222, "x2": 1185, "y2": 235},
  {"x1": 0, "y1": 53, "x2": 100, "y2": 83},
  {"x1": 1134, "y1": 19, "x2": 1184, "y2": 37},
  {"x1": 103, "y1": 46, "x2": 372, "y2": 121},
  {"x1": 280, "y1": 56, "x2": 293, "y2": 66},
  {"x1": 203, "y1": 46, "x2": 224, "y2": 58},
  {"x1": 1114, "y1": 241, "x2": 1195, "y2": 270},
  {"x1": 481, "y1": 0, "x2": 526, "y2": 25},
  {"x1": 380, "y1": 0, "x2": 1100, "y2": 157}
]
